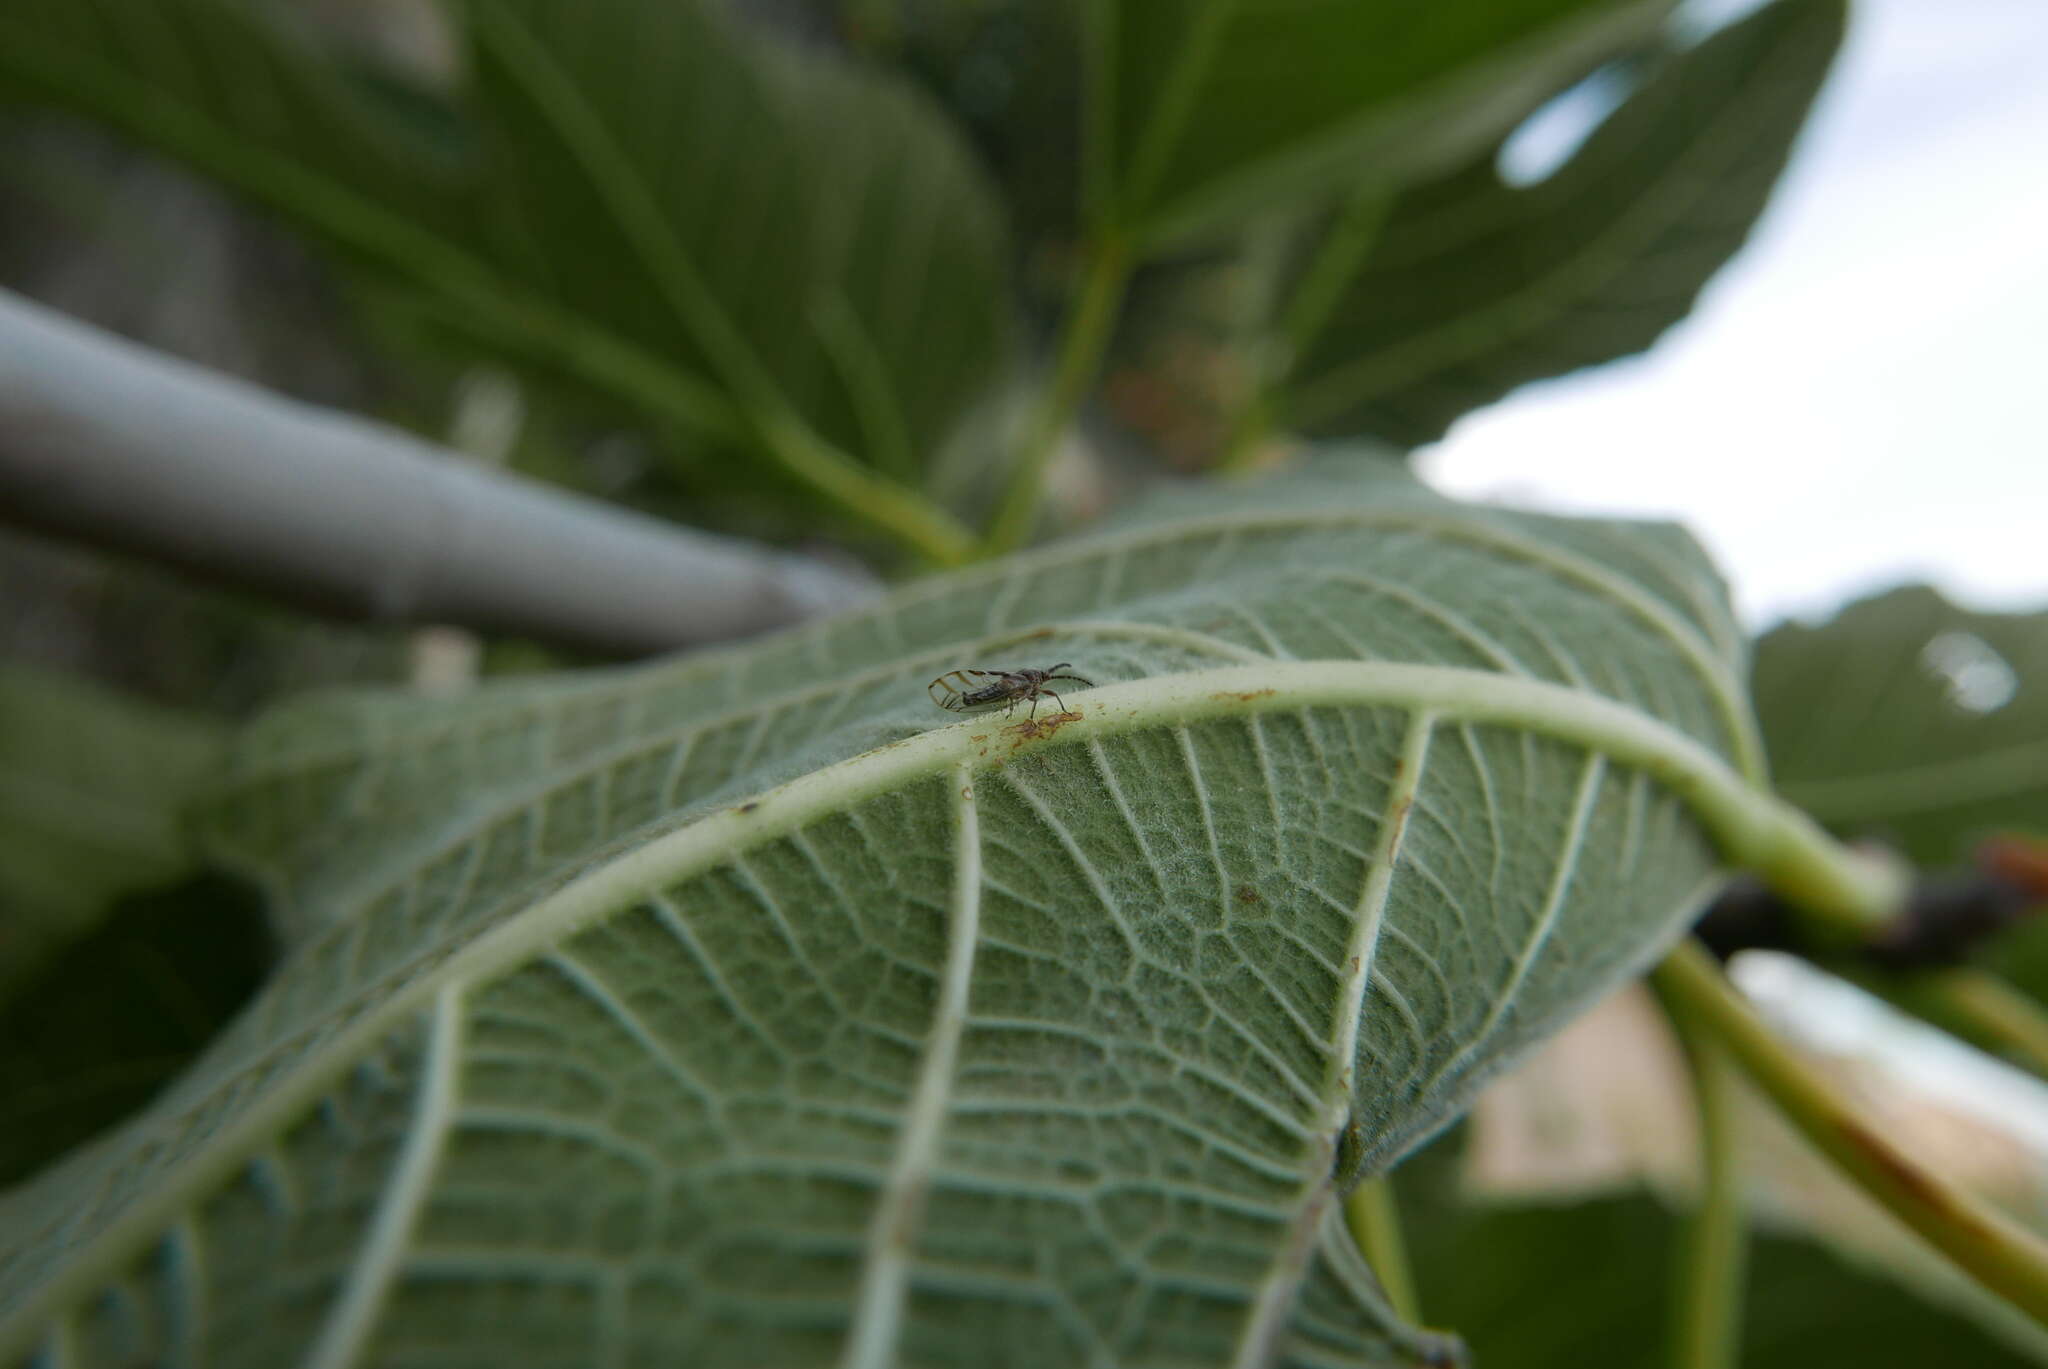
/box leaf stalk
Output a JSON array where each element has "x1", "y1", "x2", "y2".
[
  {"x1": 1651, "y1": 967, "x2": 1748, "y2": 1369},
  {"x1": 984, "y1": 232, "x2": 1133, "y2": 554},
  {"x1": 1343, "y1": 1177, "x2": 1421, "y2": 1325},
  {"x1": 1652, "y1": 940, "x2": 2048, "y2": 1331}
]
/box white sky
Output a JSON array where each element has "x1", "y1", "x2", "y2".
[{"x1": 1420, "y1": 0, "x2": 2048, "y2": 629}]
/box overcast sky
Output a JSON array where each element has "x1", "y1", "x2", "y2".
[{"x1": 1421, "y1": 0, "x2": 2048, "y2": 629}]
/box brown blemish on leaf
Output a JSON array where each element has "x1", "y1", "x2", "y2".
[
  {"x1": 970, "y1": 734, "x2": 988, "y2": 742},
  {"x1": 1235, "y1": 884, "x2": 1261, "y2": 906},
  {"x1": 737, "y1": 801, "x2": 760, "y2": 814},
  {"x1": 959, "y1": 785, "x2": 973, "y2": 801},
  {"x1": 1211, "y1": 688, "x2": 1277, "y2": 703},
  {"x1": 1004, "y1": 710, "x2": 1083, "y2": 744}
]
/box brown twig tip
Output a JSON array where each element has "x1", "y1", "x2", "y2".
[
  {"x1": 1981, "y1": 834, "x2": 2048, "y2": 905},
  {"x1": 1695, "y1": 839, "x2": 2046, "y2": 970}
]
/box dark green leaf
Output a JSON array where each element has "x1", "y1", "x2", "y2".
[
  {"x1": 461, "y1": 0, "x2": 1015, "y2": 479},
  {"x1": 1089, "y1": 0, "x2": 1673, "y2": 245},
  {"x1": 1397, "y1": 1131, "x2": 2044, "y2": 1369},
  {"x1": 0, "y1": 0, "x2": 473, "y2": 258},
  {"x1": 0, "y1": 665, "x2": 226, "y2": 1001},
  {"x1": 1284, "y1": 0, "x2": 1844, "y2": 448},
  {"x1": 0, "y1": 0, "x2": 1014, "y2": 547},
  {"x1": 0, "y1": 874, "x2": 271, "y2": 1186},
  {"x1": 0, "y1": 459, "x2": 1759, "y2": 1364},
  {"x1": 1753, "y1": 584, "x2": 2048, "y2": 866}
]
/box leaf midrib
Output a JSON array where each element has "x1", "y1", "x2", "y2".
[
  {"x1": 220, "y1": 506, "x2": 1754, "y2": 795},
  {"x1": 0, "y1": 660, "x2": 1765, "y2": 1357}
]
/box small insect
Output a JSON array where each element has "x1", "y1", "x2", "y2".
[{"x1": 927, "y1": 663, "x2": 1095, "y2": 720}]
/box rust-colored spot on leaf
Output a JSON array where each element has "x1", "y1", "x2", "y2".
[
  {"x1": 1005, "y1": 710, "x2": 1082, "y2": 744},
  {"x1": 1235, "y1": 884, "x2": 1262, "y2": 906},
  {"x1": 737, "y1": 801, "x2": 760, "y2": 814},
  {"x1": 1211, "y1": 688, "x2": 1277, "y2": 703}
]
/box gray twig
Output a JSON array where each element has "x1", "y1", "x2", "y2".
[{"x1": 0, "y1": 288, "x2": 875, "y2": 655}]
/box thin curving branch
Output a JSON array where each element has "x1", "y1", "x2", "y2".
[{"x1": 0, "y1": 289, "x2": 874, "y2": 655}]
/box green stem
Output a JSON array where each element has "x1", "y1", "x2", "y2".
[
  {"x1": 984, "y1": 233, "x2": 1134, "y2": 554},
  {"x1": 1220, "y1": 184, "x2": 1391, "y2": 474},
  {"x1": 1343, "y1": 1177, "x2": 1421, "y2": 1324},
  {"x1": 1651, "y1": 968, "x2": 1748, "y2": 1369},
  {"x1": 1652, "y1": 940, "x2": 2048, "y2": 1329}
]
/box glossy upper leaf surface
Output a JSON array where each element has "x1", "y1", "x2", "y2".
[
  {"x1": 1284, "y1": 0, "x2": 1845, "y2": 447},
  {"x1": 1754, "y1": 583, "x2": 2048, "y2": 866},
  {"x1": 1088, "y1": 0, "x2": 1673, "y2": 244},
  {"x1": 0, "y1": 0, "x2": 1014, "y2": 500}
]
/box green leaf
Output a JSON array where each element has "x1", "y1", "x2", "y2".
[
  {"x1": 461, "y1": 0, "x2": 1015, "y2": 485},
  {"x1": 1087, "y1": 0, "x2": 1674, "y2": 246},
  {"x1": 0, "y1": 0, "x2": 1007, "y2": 559},
  {"x1": 1753, "y1": 584, "x2": 2048, "y2": 866},
  {"x1": 0, "y1": 875, "x2": 271, "y2": 1187},
  {"x1": 0, "y1": 666, "x2": 226, "y2": 1002},
  {"x1": 1396, "y1": 1133, "x2": 2045, "y2": 1369},
  {"x1": 0, "y1": 459, "x2": 1766, "y2": 1365},
  {"x1": 1283, "y1": 0, "x2": 1845, "y2": 448},
  {"x1": 0, "y1": 0, "x2": 475, "y2": 270}
]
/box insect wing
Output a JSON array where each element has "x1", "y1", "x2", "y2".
[{"x1": 927, "y1": 669, "x2": 990, "y2": 711}]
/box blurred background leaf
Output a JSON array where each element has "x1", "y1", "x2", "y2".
[
  {"x1": 1399, "y1": 1143, "x2": 2043, "y2": 1368},
  {"x1": 0, "y1": 664, "x2": 224, "y2": 1001},
  {"x1": 1416, "y1": 982, "x2": 2048, "y2": 1366},
  {"x1": 0, "y1": 0, "x2": 1016, "y2": 556},
  {"x1": 1280, "y1": 0, "x2": 1846, "y2": 448},
  {"x1": 0, "y1": 872, "x2": 271, "y2": 1186},
  {"x1": 1085, "y1": 0, "x2": 1676, "y2": 246},
  {"x1": 1753, "y1": 583, "x2": 2048, "y2": 866}
]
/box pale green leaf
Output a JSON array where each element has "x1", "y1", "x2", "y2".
[
  {"x1": 1754, "y1": 584, "x2": 2048, "y2": 866},
  {"x1": 1284, "y1": 0, "x2": 1845, "y2": 447},
  {"x1": 1089, "y1": 0, "x2": 1675, "y2": 245},
  {"x1": 0, "y1": 459, "x2": 1765, "y2": 1366},
  {"x1": 0, "y1": 667, "x2": 225, "y2": 1002}
]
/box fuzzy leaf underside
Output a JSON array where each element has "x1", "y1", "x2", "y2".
[{"x1": 0, "y1": 461, "x2": 1753, "y2": 1368}]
